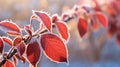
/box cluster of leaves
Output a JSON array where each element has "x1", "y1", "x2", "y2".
[
  {"x1": 0, "y1": 0, "x2": 120, "y2": 67},
  {"x1": 86, "y1": 0, "x2": 120, "y2": 45},
  {"x1": 103, "y1": 0, "x2": 120, "y2": 45},
  {"x1": 60, "y1": 0, "x2": 107, "y2": 37},
  {"x1": 62, "y1": 0, "x2": 120, "y2": 45},
  {"x1": 0, "y1": 11, "x2": 70, "y2": 67}
]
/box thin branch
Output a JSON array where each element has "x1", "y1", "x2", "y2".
[
  {"x1": 0, "y1": 47, "x2": 17, "y2": 66},
  {"x1": 0, "y1": 14, "x2": 74, "y2": 66}
]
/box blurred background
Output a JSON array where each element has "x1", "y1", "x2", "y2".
[{"x1": 0, "y1": 0, "x2": 120, "y2": 67}]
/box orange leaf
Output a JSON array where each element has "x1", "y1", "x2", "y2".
[
  {"x1": 4, "y1": 60, "x2": 15, "y2": 67},
  {"x1": 13, "y1": 37, "x2": 22, "y2": 46}
]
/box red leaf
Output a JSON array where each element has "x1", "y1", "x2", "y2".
[
  {"x1": 95, "y1": 12, "x2": 107, "y2": 28},
  {"x1": 93, "y1": 0, "x2": 102, "y2": 11},
  {"x1": 15, "y1": 54, "x2": 26, "y2": 63},
  {"x1": 13, "y1": 37, "x2": 22, "y2": 46},
  {"x1": 55, "y1": 21, "x2": 70, "y2": 41},
  {"x1": 2, "y1": 37, "x2": 12, "y2": 46},
  {"x1": 0, "y1": 21, "x2": 21, "y2": 36},
  {"x1": 40, "y1": 33, "x2": 68, "y2": 63},
  {"x1": 117, "y1": 35, "x2": 120, "y2": 45},
  {"x1": 52, "y1": 14, "x2": 59, "y2": 23},
  {"x1": 117, "y1": 29, "x2": 120, "y2": 45},
  {"x1": 33, "y1": 11, "x2": 52, "y2": 32},
  {"x1": 4, "y1": 60, "x2": 15, "y2": 67},
  {"x1": 26, "y1": 38, "x2": 41, "y2": 67},
  {"x1": 12, "y1": 56, "x2": 18, "y2": 65},
  {"x1": 108, "y1": 22, "x2": 117, "y2": 37},
  {"x1": 0, "y1": 38, "x2": 4, "y2": 53},
  {"x1": 106, "y1": 4, "x2": 117, "y2": 16},
  {"x1": 78, "y1": 17, "x2": 88, "y2": 37},
  {"x1": 23, "y1": 24, "x2": 32, "y2": 36},
  {"x1": 61, "y1": 13, "x2": 70, "y2": 22},
  {"x1": 17, "y1": 42, "x2": 26, "y2": 56},
  {"x1": 112, "y1": 0, "x2": 120, "y2": 12},
  {"x1": 3, "y1": 52, "x2": 8, "y2": 58}
]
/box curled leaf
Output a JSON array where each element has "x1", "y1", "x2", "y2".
[
  {"x1": 78, "y1": 17, "x2": 88, "y2": 37},
  {"x1": 0, "y1": 21, "x2": 21, "y2": 36},
  {"x1": 33, "y1": 11, "x2": 52, "y2": 32},
  {"x1": 26, "y1": 38, "x2": 41, "y2": 67},
  {"x1": 40, "y1": 33, "x2": 68, "y2": 63}
]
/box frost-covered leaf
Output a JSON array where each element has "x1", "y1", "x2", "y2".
[
  {"x1": 12, "y1": 56, "x2": 18, "y2": 65},
  {"x1": 55, "y1": 21, "x2": 69, "y2": 41},
  {"x1": 13, "y1": 37, "x2": 22, "y2": 46},
  {"x1": 0, "y1": 21, "x2": 21, "y2": 36},
  {"x1": 23, "y1": 25, "x2": 32, "y2": 36},
  {"x1": 40, "y1": 33, "x2": 68, "y2": 63},
  {"x1": 33, "y1": 11, "x2": 52, "y2": 32},
  {"x1": 17, "y1": 42, "x2": 26, "y2": 56},
  {"x1": 52, "y1": 14, "x2": 59, "y2": 23},
  {"x1": 2, "y1": 37, "x2": 12, "y2": 46},
  {"x1": 26, "y1": 38, "x2": 41, "y2": 67},
  {"x1": 4, "y1": 60, "x2": 15, "y2": 67},
  {"x1": 15, "y1": 54, "x2": 26, "y2": 63}
]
